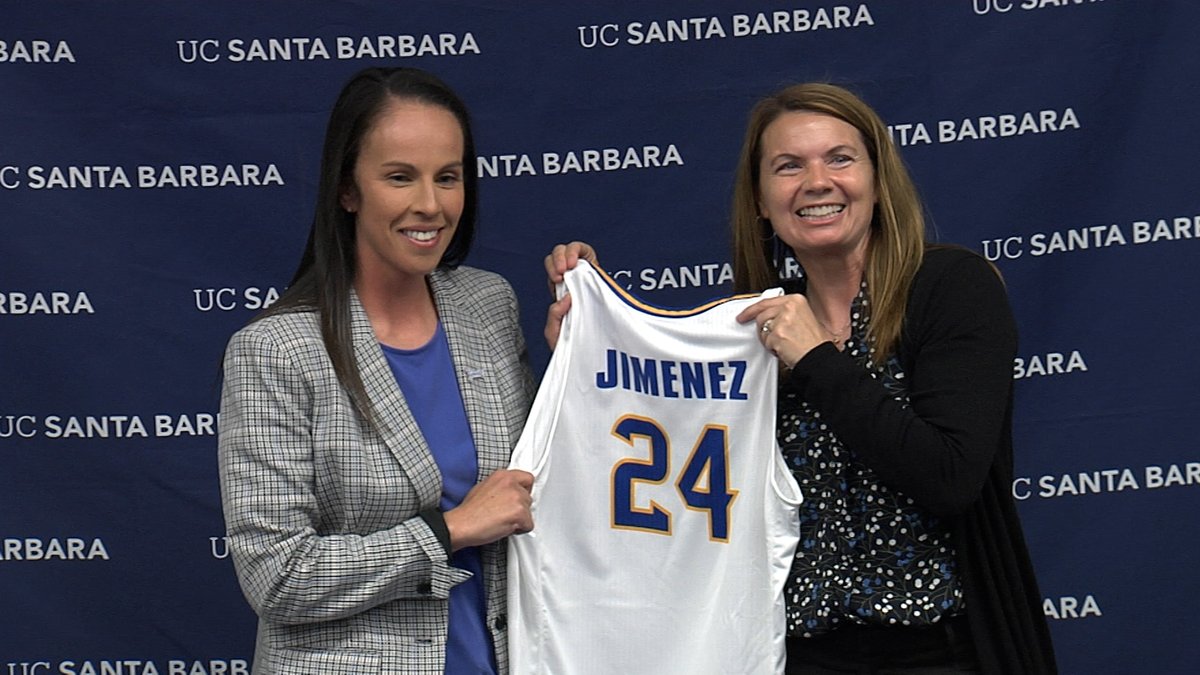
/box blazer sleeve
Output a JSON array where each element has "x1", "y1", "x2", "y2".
[
  {"x1": 787, "y1": 251, "x2": 1017, "y2": 517},
  {"x1": 218, "y1": 322, "x2": 462, "y2": 626}
]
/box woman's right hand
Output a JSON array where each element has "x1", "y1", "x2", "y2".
[
  {"x1": 444, "y1": 469, "x2": 535, "y2": 552},
  {"x1": 543, "y1": 241, "x2": 598, "y2": 350}
]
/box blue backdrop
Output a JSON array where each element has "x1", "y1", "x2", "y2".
[{"x1": 3, "y1": 1, "x2": 1198, "y2": 673}]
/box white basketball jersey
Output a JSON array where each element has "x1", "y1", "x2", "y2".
[{"x1": 508, "y1": 261, "x2": 801, "y2": 675}]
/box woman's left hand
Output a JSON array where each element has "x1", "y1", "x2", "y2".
[
  {"x1": 542, "y1": 241, "x2": 598, "y2": 350},
  {"x1": 736, "y1": 294, "x2": 831, "y2": 369}
]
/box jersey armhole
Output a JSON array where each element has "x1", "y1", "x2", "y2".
[{"x1": 770, "y1": 444, "x2": 803, "y2": 506}]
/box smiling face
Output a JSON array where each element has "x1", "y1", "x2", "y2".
[
  {"x1": 757, "y1": 111, "x2": 877, "y2": 263},
  {"x1": 341, "y1": 98, "x2": 465, "y2": 288}
]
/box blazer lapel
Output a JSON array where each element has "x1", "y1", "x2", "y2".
[
  {"x1": 430, "y1": 269, "x2": 510, "y2": 479},
  {"x1": 349, "y1": 292, "x2": 443, "y2": 509}
]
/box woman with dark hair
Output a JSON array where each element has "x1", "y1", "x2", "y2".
[
  {"x1": 546, "y1": 82, "x2": 1056, "y2": 674},
  {"x1": 219, "y1": 67, "x2": 534, "y2": 674}
]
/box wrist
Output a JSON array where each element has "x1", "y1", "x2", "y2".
[{"x1": 419, "y1": 508, "x2": 452, "y2": 556}]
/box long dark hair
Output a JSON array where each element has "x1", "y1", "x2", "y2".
[{"x1": 257, "y1": 67, "x2": 479, "y2": 418}]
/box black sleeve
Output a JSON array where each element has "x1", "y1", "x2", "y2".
[
  {"x1": 419, "y1": 508, "x2": 452, "y2": 556},
  {"x1": 787, "y1": 251, "x2": 1017, "y2": 517}
]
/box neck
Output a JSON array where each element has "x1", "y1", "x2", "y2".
[
  {"x1": 797, "y1": 252, "x2": 863, "y2": 345},
  {"x1": 354, "y1": 271, "x2": 438, "y2": 349},
  {"x1": 800, "y1": 248, "x2": 862, "y2": 304}
]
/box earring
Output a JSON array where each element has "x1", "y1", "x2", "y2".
[{"x1": 757, "y1": 216, "x2": 774, "y2": 241}]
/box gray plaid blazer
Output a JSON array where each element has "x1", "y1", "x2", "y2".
[{"x1": 218, "y1": 265, "x2": 535, "y2": 674}]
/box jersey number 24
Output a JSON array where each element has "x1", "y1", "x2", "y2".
[{"x1": 610, "y1": 414, "x2": 738, "y2": 542}]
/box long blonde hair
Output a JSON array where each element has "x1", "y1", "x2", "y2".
[{"x1": 731, "y1": 83, "x2": 925, "y2": 362}]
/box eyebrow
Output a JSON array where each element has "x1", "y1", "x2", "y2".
[
  {"x1": 766, "y1": 145, "x2": 861, "y2": 163},
  {"x1": 378, "y1": 160, "x2": 465, "y2": 171}
]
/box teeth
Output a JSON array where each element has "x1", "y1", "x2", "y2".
[
  {"x1": 405, "y1": 230, "x2": 437, "y2": 242},
  {"x1": 798, "y1": 205, "x2": 844, "y2": 217}
]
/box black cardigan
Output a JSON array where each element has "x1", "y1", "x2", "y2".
[{"x1": 787, "y1": 246, "x2": 1057, "y2": 674}]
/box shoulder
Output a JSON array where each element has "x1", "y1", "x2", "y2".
[
  {"x1": 910, "y1": 245, "x2": 1007, "y2": 307},
  {"x1": 225, "y1": 307, "x2": 324, "y2": 363},
  {"x1": 902, "y1": 244, "x2": 1015, "y2": 348},
  {"x1": 437, "y1": 264, "x2": 513, "y2": 290},
  {"x1": 915, "y1": 245, "x2": 999, "y2": 284},
  {"x1": 433, "y1": 265, "x2": 519, "y2": 311}
]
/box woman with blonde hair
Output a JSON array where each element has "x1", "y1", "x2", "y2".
[{"x1": 546, "y1": 82, "x2": 1056, "y2": 674}]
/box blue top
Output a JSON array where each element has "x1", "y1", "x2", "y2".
[{"x1": 383, "y1": 322, "x2": 496, "y2": 675}]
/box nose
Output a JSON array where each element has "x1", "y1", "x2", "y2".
[
  {"x1": 411, "y1": 178, "x2": 442, "y2": 216},
  {"x1": 803, "y1": 162, "x2": 832, "y2": 191}
]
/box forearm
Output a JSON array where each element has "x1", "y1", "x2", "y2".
[
  {"x1": 226, "y1": 512, "x2": 461, "y2": 625},
  {"x1": 218, "y1": 326, "x2": 466, "y2": 626},
  {"x1": 789, "y1": 343, "x2": 1005, "y2": 516},
  {"x1": 787, "y1": 253, "x2": 1017, "y2": 517}
]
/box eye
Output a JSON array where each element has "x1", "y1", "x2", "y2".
[
  {"x1": 436, "y1": 171, "x2": 463, "y2": 186},
  {"x1": 774, "y1": 160, "x2": 801, "y2": 174},
  {"x1": 386, "y1": 172, "x2": 412, "y2": 184},
  {"x1": 828, "y1": 154, "x2": 854, "y2": 167}
]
